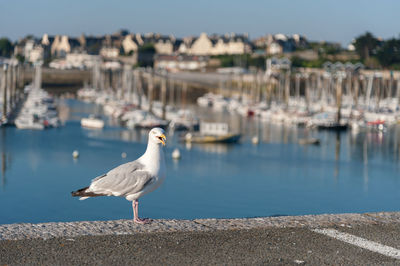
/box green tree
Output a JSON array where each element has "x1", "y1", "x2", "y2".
[
  {"x1": 309, "y1": 41, "x2": 342, "y2": 56},
  {"x1": 138, "y1": 44, "x2": 156, "y2": 67},
  {"x1": 0, "y1": 38, "x2": 13, "y2": 57},
  {"x1": 354, "y1": 32, "x2": 378, "y2": 60},
  {"x1": 291, "y1": 56, "x2": 306, "y2": 68},
  {"x1": 138, "y1": 43, "x2": 156, "y2": 53},
  {"x1": 15, "y1": 54, "x2": 25, "y2": 63},
  {"x1": 211, "y1": 54, "x2": 266, "y2": 69},
  {"x1": 376, "y1": 38, "x2": 400, "y2": 67},
  {"x1": 248, "y1": 55, "x2": 265, "y2": 69},
  {"x1": 87, "y1": 42, "x2": 101, "y2": 55},
  {"x1": 219, "y1": 55, "x2": 235, "y2": 67}
]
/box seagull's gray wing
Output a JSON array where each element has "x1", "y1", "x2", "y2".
[{"x1": 89, "y1": 160, "x2": 155, "y2": 197}]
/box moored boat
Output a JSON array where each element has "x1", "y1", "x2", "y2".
[
  {"x1": 183, "y1": 122, "x2": 241, "y2": 144},
  {"x1": 81, "y1": 115, "x2": 105, "y2": 129},
  {"x1": 15, "y1": 114, "x2": 45, "y2": 130}
]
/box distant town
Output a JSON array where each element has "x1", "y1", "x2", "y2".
[{"x1": 0, "y1": 30, "x2": 399, "y2": 72}]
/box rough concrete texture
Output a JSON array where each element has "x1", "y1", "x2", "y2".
[
  {"x1": 1, "y1": 212, "x2": 400, "y2": 265},
  {"x1": 0, "y1": 211, "x2": 399, "y2": 241},
  {"x1": 1, "y1": 227, "x2": 399, "y2": 265}
]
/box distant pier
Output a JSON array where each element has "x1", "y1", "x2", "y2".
[{"x1": 23, "y1": 68, "x2": 91, "y2": 91}]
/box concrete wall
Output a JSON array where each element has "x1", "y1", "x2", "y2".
[{"x1": 24, "y1": 68, "x2": 91, "y2": 89}]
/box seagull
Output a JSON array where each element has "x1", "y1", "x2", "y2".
[{"x1": 71, "y1": 127, "x2": 166, "y2": 224}]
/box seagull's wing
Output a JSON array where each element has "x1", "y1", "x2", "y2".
[{"x1": 89, "y1": 160, "x2": 155, "y2": 197}]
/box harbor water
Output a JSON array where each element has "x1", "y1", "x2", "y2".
[{"x1": 1, "y1": 98, "x2": 400, "y2": 224}]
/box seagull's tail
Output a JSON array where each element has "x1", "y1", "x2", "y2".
[{"x1": 71, "y1": 186, "x2": 105, "y2": 200}]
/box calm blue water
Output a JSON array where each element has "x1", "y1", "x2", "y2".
[{"x1": 1, "y1": 99, "x2": 400, "y2": 224}]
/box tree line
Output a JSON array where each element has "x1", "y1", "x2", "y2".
[
  {"x1": 354, "y1": 32, "x2": 400, "y2": 69},
  {"x1": 0, "y1": 38, "x2": 13, "y2": 57}
]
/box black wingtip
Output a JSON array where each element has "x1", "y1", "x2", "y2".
[
  {"x1": 71, "y1": 186, "x2": 105, "y2": 198},
  {"x1": 71, "y1": 186, "x2": 89, "y2": 197}
]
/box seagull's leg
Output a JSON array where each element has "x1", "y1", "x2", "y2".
[{"x1": 132, "y1": 200, "x2": 150, "y2": 224}]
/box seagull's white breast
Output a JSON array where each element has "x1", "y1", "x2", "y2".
[{"x1": 125, "y1": 144, "x2": 166, "y2": 201}]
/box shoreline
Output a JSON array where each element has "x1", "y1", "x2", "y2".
[{"x1": 1, "y1": 211, "x2": 399, "y2": 241}]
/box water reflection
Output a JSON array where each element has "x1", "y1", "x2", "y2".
[
  {"x1": 348, "y1": 126, "x2": 400, "y2": 163},
  {"x1": 85, "y1": 127, "x2": 147, "y2": 143},
  {"x1": 187, "y1": 143, "x2": 234, "y2": 154},
  {"x1": 0, "y1": 128, "x2": 11, "y2": 189},
  {"x1": 334, "y1": 132, "x2": 341, "y2": 179}
]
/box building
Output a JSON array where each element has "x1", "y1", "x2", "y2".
[
  {"x1": 266, "y1": 57, "x2": 291, "y2": 75},
  {"x1": 267, "y1": 41, "x2": 283, "y2": 55},
  {"x1": 154, "y1": 54, "x2": 208, "y2": 71},
  {"x1": 66, "y1": 53, "x2": 100, "y2": 69},
  {"x1": 13, "y1": 43, "x2": 24, "y2": 57},
  {"x1": 177, "y1": 37, "x2": 195, "y2": 54},
  {"x1": 28, "y1": 46, "x2": 44, "y2": 63},
  {"x1": 99, "y1": 47, "x2": 120, "y2": 58},
  {"x1": 153, "y1": 36, "x2": 175, "y2": 55},
  {"x1": 22, "y1": 39, "x2": 44, "y2": 63},
  {"x1": 212, "y1": 33, "x2": 252, "y2": 55},
  {"x1": 189, "y1": 33, "x2": 214, "y2": 55},
  {"x1": 121, "y1": 33, "x2": 178, "y2": 55},
  {"x1": 23, "y1": 40, "x2": 35, "y2": 60},
  {"x1": 122, "y1": 34, "x2": 139, "y2": 54},
  {"x1": 49, "y1": 52, "x2": 100, "y2": 70},
  {"x1": 51, "y1": 35, "x2": 71, "y2": 57},
  {"x1": 254, "y1": 33, "x2": 309, "y2": 55},
  {"x1": 178, "y1": 33, "x2": 251, "y2": 55},
  {"x1": 39, "y1": 34, "x2": 83, "y2": 58}
]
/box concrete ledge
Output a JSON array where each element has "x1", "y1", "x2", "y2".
[{"x1": 1, "y1": 212, "x2": 400, "y2": 241}]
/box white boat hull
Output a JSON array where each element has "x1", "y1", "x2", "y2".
[
  {"x1": 81, "y1": 118, "x2": 104, "y2": 129},
  {"x1": 15, "y1": 120, "x2": 44, "y2": 130}
]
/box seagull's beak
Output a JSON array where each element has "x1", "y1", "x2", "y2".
[{"x1": 158, "y1": 134, "x2": 166, "y2": 146}]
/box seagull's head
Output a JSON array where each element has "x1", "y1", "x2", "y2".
[{"x1": 149, "y1": 127, "x2": 166, "y2": 146}]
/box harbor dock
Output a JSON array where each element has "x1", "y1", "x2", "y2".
[{"x1": 1, "y1": 212, "x2": 400, "y2": 265}]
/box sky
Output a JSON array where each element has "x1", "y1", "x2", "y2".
[{"x1": 0, "y1": 0, "x2": 399, "y2": 46}]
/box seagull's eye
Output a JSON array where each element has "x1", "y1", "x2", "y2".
[{"x1": 157, "y1": 136, "x2": 163, "y2": 141}]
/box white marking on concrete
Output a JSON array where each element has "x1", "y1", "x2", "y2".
[{"x1": 312, "y1": 228, "x2": 400, "y2": 260}]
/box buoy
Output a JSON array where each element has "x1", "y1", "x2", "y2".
[
  {"x1": 185, "y1": 133, "x2": 193, "y2": 142},
  {"x1": 121, "y1": 152, "x2": 127, "y2": 158},
  {"x1": 251, "y1": 136, "x2": 259, "y2": 144},
  {"x1": 185, "y1": 142, "x2": 192, "y2": 150},
  {"x1": 72, "y1": 150, "x2": 79, "y2": 159},
  {"x1": 172, "y1": 148, "x2": 181, "y2": 160}
]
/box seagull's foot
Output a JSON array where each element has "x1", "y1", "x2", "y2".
[{"x1": 134, "y1": 217, "x2": 152, "y2": 224}]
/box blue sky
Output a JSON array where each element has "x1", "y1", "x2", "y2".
[{"x1": 0, "y1": 0, "x2": 399, "y2": 45}]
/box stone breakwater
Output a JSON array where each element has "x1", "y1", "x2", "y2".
[{"x1": 1, "y1": 212, "x2": 400, "y2": 241}]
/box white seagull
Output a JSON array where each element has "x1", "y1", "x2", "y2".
[{"x1": 72, "y1": 127, "x2": 166, "y2": 224}]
